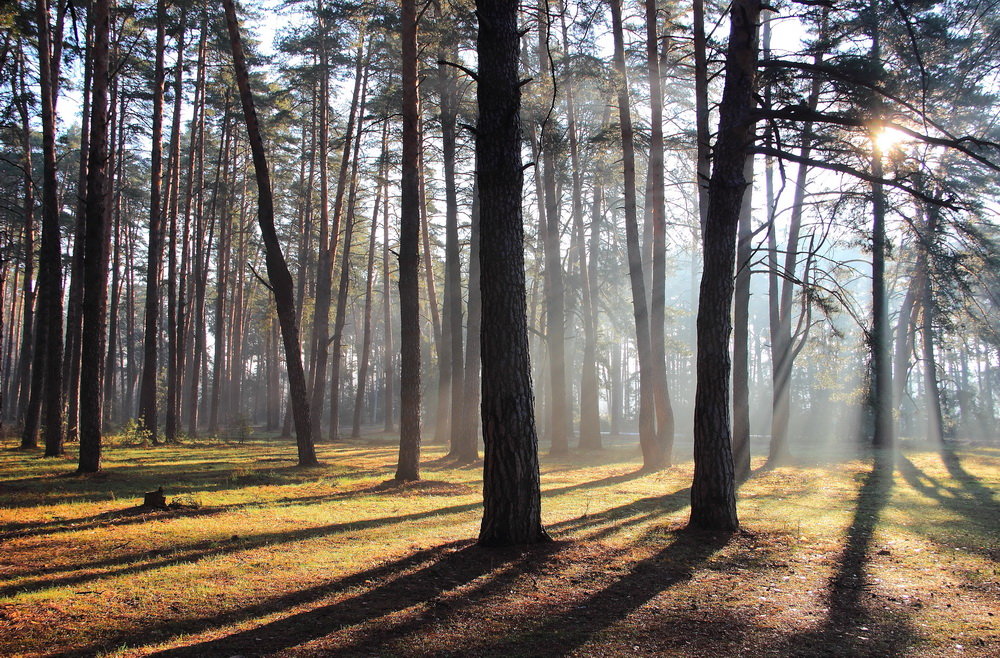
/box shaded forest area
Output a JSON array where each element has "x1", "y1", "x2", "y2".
[{"x1": 1, "y1": 0, "x2": 1000, "y2": 653}]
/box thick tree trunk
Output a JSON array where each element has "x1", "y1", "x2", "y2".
[
  {"x1": 610, "y1": 0, "x2": 663, "y2": 470},
  {"x1": 223, "y1": 0, "x2": 317, "y2": 465},
  {"x1": 78, "y1": 0, "x2": 111, "y2": 474},
  {"x1": 475, "y1": 0, "x2": 548, "y2": 545},
  {"x1": 396, "y1": 0, "x2": 422, "y2": 481},
  {"x1": 690, "y1": 0, "x2": 761, "y2": 532}
]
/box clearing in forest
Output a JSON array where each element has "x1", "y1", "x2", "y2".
[{"x1": 0, "y1": 435, "x2": 997, "y2": 657}]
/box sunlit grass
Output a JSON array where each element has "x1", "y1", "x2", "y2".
[{"x1": 0, "y1": 434, "x2": 997, "y2": 656}]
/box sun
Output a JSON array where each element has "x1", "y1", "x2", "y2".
[{"x1": 874, "y1": 126, "x2": 908, "y2": 153}]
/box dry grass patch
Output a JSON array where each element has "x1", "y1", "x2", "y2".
[{"x1": 0, "y1": 436, "x2": 997, "y2": 656}]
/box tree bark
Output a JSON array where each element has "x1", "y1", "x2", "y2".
[
  {"x1": 396, "y1": 0, "x2": 422, "y2": 481},
  {"x1": 610, "y1": 0, "x2": 663, "y2": 470},
  {"x1": 476, "y1": 0, "x2": 548, "y2": 545},
  {"x1": 223, "y1": 0, "x2": 317, "y2": 465},
  {"x1": 690, "y1": 0, "x2": 761, "y2": 532},
  {"x1": 78, "y1": 0, "x2": 112, "y2": 473},
  {"x1": 137, "y1": 0, "x2": 169, "y2": 443}
]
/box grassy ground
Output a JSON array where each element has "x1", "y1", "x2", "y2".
[{"x1": 0, "y1": 433, "x2": 997, "y2": 657}]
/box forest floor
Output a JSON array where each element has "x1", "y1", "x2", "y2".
[{"x1": 0, "y1": 432, "x2": 997, "y2": 657}]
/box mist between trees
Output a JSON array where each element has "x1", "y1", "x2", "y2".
[{"x1": 1, "y1": 0, "x2": 999, "y2": 539}]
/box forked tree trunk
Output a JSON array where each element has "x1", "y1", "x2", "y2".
[{"x1": 223, "y1": 0, "x2": 317, "y2": 465}]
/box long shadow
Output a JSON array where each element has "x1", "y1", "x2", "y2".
[
  {"x1": 939, "y1": 446, "x2": 1000, "y2": 510},
  {"x1": 55, "y1": 541, "x2": 468, "y2": 657},
  {"x1": 0, "y1": 497, "x2": 485, "y2": 599},
  {"x1": 549, "y1": 487, "x2": 691, "y2": 542},
  {"x1": 768, "y1": 452, "x2": 917, "y2": 656},
  {"x1": 468, "y1": 528, "x2": 733, "y2": 656},
  {"x1": 143, "y1": 542, "x2": 564, "y2": 657},
  {"x1": 897, "y1": 455, "x2": 1000, "y2": 560}
]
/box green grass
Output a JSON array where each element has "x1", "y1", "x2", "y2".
[{"x1": 0, "y1": 435, "x2": 997, "y2": 656}]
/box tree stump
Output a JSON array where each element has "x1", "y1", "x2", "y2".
[{"x1": 142, "y1": 487, "x2": 167, "y2": 509}]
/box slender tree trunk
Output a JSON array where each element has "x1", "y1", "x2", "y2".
[
  {"x1": 329, "y1": 67, "x2": 369, "y2": 439},
  {"x1": 439, "y1": 34, "x2": 465, "y2": 456},
  {"x1": 352, "y1": 123, "x2": 389, "y2": 439},
  {"x1": 63, "y1": 6, "x2": 93, "y2": 446},
  {"x1": 382, "y1": 171, "x2": 395, "y2": 433},
  {"x1": 920, "y1": 200, "x2": 944, "y2": 444},
  {"x1": 537, "y1": 0, "x2": 568, "y2": 455},
  {"x1": 456, "y1": 167, "x2": 481, "y2": 463},
  {"x1": 13, "y1": 49, "x2": 36, "y2": 426},
  {"x1": 733, "y1": 154, "x2": 753, "y2": 481},
  {"x1": 396, "y1": 0, "x2": 422, "y2": 481},
  {"x1": 138, "y1": 0, "x2": 170, "y2": 441},
  {"x1": 223, "y1": 0, "x2": 316, "y2": 464},
  {"x1": 26, "y1": 0, "x2": 64, "y2": 456},
  {"x1": 870, "y1": 142, "x2": 893, "y2": 449},
  {"x1": 692, "y1": 0, "x2": 711, "y2": 232},
  {"x1": 610, "y1": 0, "x2": 662, "y2": 470},
  {"x1": 690, "y1": 0, "x2": 761, "y2": 532}
]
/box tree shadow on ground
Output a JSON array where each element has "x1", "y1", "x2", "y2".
[
  {"x1": 765, "y1": 452, "x2": 917, "y2": 657},
  {"x1": 897, "y1": 453, "x2": 1000, "y2": 560},
  {"x1": 478, "y1": 529, "x2": 733, "y2": 656},
  {"x1": 140, "y1": 541, "x2": 566, "y2": 657}
]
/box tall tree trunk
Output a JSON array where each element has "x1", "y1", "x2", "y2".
[
  {"x1": 690, "y1": 0, "x2": 761, "y2": 532},
  {"x1": 920, "y1": 199, "x2": 944, "y2": 444},
  {"x1": 537, "y1": 0, "x2": 568, "y2": 455},
  {"x1": 610, "y1": 0, "x2": 662, "y2": 470},
  {"x1": 26, "y1": 0, "x2": 64, "y2": 456},
  {"x1": 78, "y1": 0, "x2": 112, "y2": 473},
  {"x1": 396, "y1": 0, "x2": 422, "y2": 481},
  {"x1": 382, "y1": 172, "x2": 395, "y2": 433},
  {"x1": 692, "y1": 0, "x2": 711, "y2": 232},
  {"x1": 644, "y1": 0, "x2": 675, "y2": 462},
  {"x1": 310, "y1": 39, "x2": 365, "y2": 436},
  {"x1": 352, "y1": 125, "x2": 388, "y2": 439},
  {"x1": 732, "y1": 154, "x2": 753, "y2": 481},
  {"x1": 13, "y1": 48, "x2": 36, "y2": 427},
  {"x1": 329, "y1": 66, "x2": 369, "y2": 439},
  {"x1": 439, "y1": 33, "x2": 465, "y2": 457},
  {"x1": 138, "y1": 0, "x2": 170, "y2": 442},
  {"x1": 475, "y1": 0, "x2": 548, "y2": 545},
  {"x1": 870, "y1": 140, "x2": 893, "y2": 448},
  {"x1": 560, "y1": 10, "x2": 599, "y2": 451},
  {"x1": 62, "y1": 4, "x2": 93, "y2": 447},
  {"x1": 456, "y1": 166, "x2": 481, "y2": 463},
  {"x1": 223, "y1": 0, "x2": 317, "y2": 465}
]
